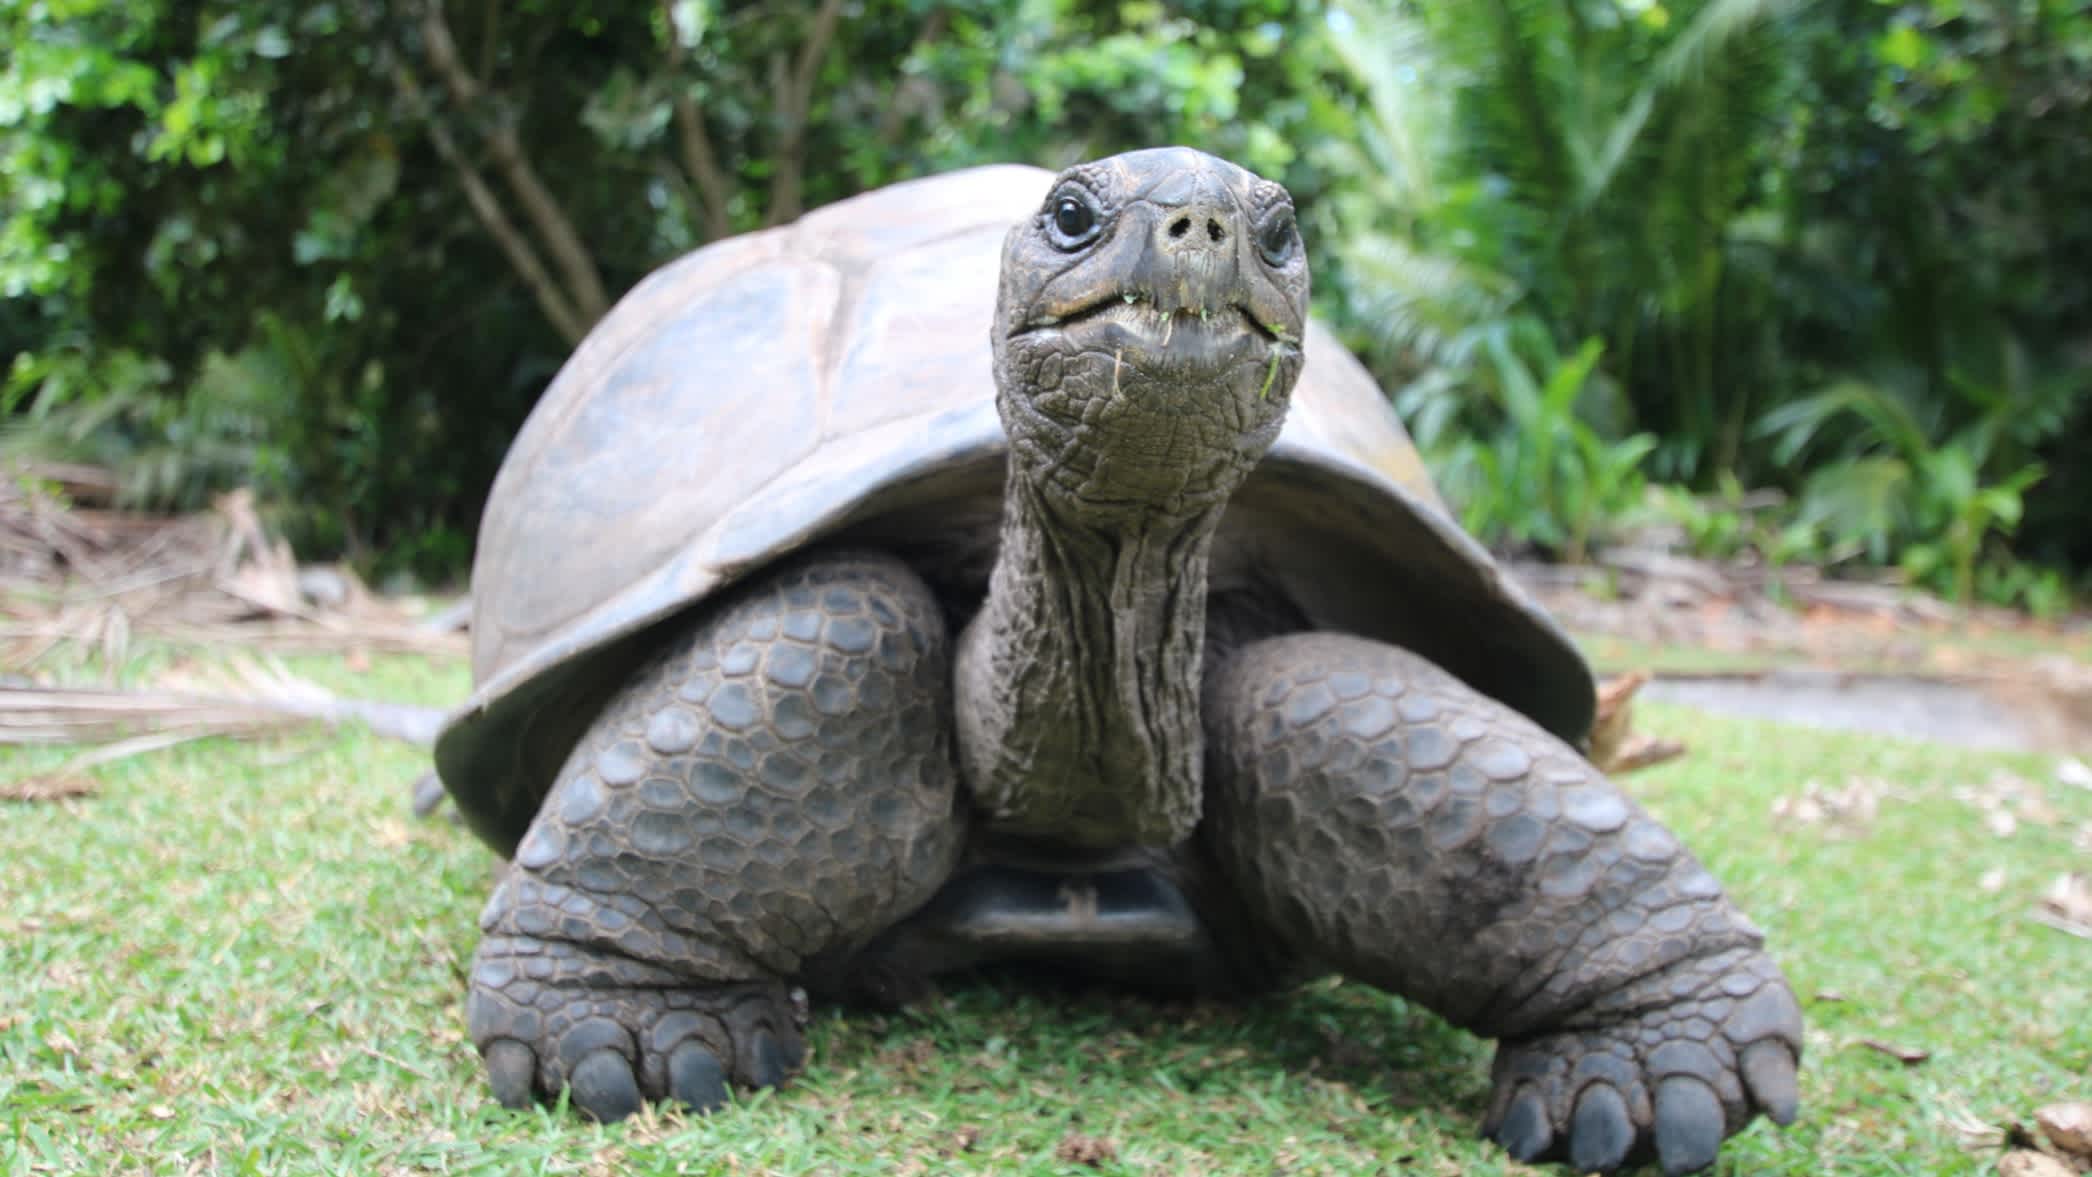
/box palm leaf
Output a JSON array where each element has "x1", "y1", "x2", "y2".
[
  {"x1": 1758, "y1": 379, "x2": 1935, "y2": 466},
  {"x1": 1330, "y1": 0, "x2": 1449, "y2": 214},
  {"x1": 1649, "y1": 0, "x2": 1801, "y2": 92},
  {"x1": 1346, "y1": 232, "x2": 1520, "y2": 372}
]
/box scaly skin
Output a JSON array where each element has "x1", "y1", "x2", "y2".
[
  {"x1": 1201, "y1": 634, "x2": 1802, "y2": 1175},
  {"x1": 466, "y1": 551, "x2": 965, "y2": 1119}
]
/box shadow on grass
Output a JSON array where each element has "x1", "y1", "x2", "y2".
[{"x1": 815, "y1": 967, "x2": 1493, "y2": 1111}]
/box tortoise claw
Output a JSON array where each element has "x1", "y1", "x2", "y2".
[
  {"x1": 1740, "y1": 1039, "x2": 1800, "y2": 1126},
  {"x1": 467, "y1": 939, "x2": 806, "y2": 1120},
  {"x1": 1482, "y1": 945, "x2": 1803, "y2": 1174},
  {"x1": 1653, "y1": 1075, "x2": 1725, "y2": 1176},
  {"x1": 569, "y1": 1049, "x2": 643, "y2": 1123},
  {"x1": 1492, "y1": 1086, "x2": 1554, "y2": 1162},
  {"x1": 483, "y1": 1038, "x2": 537, "y2": 1110},
  {"x1": 746, "y1": 1028, "x2": 790, "y2": 1090},
  {"x1": 667, "y1": 1040, "x2": 730, "y2": 1113},
  {"x1": 1570, "y1": 1082, "x2": 1636, "y2": 1173}
]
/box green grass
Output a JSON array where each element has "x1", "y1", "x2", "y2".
[{"x1": 4, "y1": 651, "x2": 2088, "y2": 1175}]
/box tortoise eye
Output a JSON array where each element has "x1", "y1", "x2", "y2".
[
  {"x1": 1050, "y1": 194, "x2": 1099, "y2": 247},
  {"x1": 1257, "y1": 210, "x2": 1297, "y2": 265}
]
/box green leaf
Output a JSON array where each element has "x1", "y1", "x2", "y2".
[{"x1": 1876, "y1": 24, "x2": 1927, "y2": 71}]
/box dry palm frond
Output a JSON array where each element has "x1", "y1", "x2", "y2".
[
  {"x1": 2, "y1": 466, "x2": 466, "y2": 665},
  {"x1": 0, "y1": 661, "x2": 444, "y2": 750},
  {"x1": 0, "y1": 773, "x2": 97, "y2": 803},
  {"x1": 1, "y1": 686, "x2": 312, "y2": 745}
]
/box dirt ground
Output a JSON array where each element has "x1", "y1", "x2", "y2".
[
  {"x1": 1512, "y1": 556, "x2": 2092, "y2": 754},
  {"x1": 5, "y1": 467, "x2": 2086, "y2": 758}
]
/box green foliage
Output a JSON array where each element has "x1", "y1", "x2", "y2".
[
  {"x1": 1329, "y1": 0, "x2": 1802, "y2": 482},
  {"x1": 1759, "y1": 375, "x2": 2050, "y2": 606},
  {"x1": 1405, "y1": 323, "x2": 1656, "y2": 563},
  {"x1": 1764, "y1": 0, "x2": 2092, "y2": 571},
  {"x1": 1327, "y1": 0, "x2": 2088, "y2": 600},
  {"x1": 1642, "y1": 477, "x2": 1825, "y2": 581},
  {"x1": 2, "y1": 0, "x2": 2088, "y2": 598},
  {"x1": 2, "y1": 0, "x2": 1363, "y2": 581}
]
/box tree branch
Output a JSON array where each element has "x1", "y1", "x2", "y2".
[
  {"x1": 766, "y1": 0, "x2": 845, "y2": 226},
  {"x1": 419, "y1": 0, "x2": 610, "y2": 327},
  {"x1": 662, "y1": 0, "x2": 733, "y2": 241},
  {"x1": 477, "y1": 0, "x2": 502, "y2": 87},
  {"x1": 876, "y1": 8, "x2": 947, "y2": 149},
  {"x1": 393, "y1": 65, "x2": 587, "y2": 345}
]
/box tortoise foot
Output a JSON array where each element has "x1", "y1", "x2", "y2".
[
  {"x1": 1482, "y1": 945, "x2": 1801, "y2": 1175},
  {"x1": 467, "y1": 933, "x2": 807, "y2": 1121}
]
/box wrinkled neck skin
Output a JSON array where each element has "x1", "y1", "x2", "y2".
[
  {"x1": 956, "y1": 473, "x2": 1222, "y2": 851},
  {"x1": 954, "y1": 147, "x2": 1308, "y2": 851},
  {"x1": 954, "y1": 356, "x2": 1279, "y2": 851}
]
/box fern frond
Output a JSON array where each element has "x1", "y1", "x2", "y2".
[
  {"x1": 1330, "y1": 0, "x2": 1451, "y2": 214},
  {"x1": 1346, "y1": 232, "x2": 1521, "y2": 373}
]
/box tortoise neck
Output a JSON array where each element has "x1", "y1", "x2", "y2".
[{"x1": 954, "y1": 474, "x2": 1219, "y2": 849}]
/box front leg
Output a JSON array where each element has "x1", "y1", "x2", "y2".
[
  {"x1": 467, "y1": 551, "x2": 965, "y2": 1119},
  {"x1": 1202, "y1": 634, "x2": 1801, "y2": 1175}
]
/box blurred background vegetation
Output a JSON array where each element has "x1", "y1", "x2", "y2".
[{"x1": 5, "y1": 0, "x2": 2088, "y2": 609}]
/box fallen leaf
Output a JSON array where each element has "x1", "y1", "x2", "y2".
[
  {"x1": 1055, "y1": 1133, "x2": 1118, "y2": 1167},
  {"x1": 1940, "y1": 1100, "x2": 2009, "y2": 1152},
  {"x1": 1588, "y1": 672, "x2": 1688, "y2": 775},
  {"x1": 2035, "y1": 874, "x2": 2092, "y2": 940},
  {"x1": 2058, "y1": 758, "x2": 2092, "y2": 792},
  {"x1": 1998, "y1": 1150, "x2": 2076, "y2": 1177},
  {"x1": 1595, "y1": 671, "x2": 1650, "y2": 719},
  {"x1": 1773, "y1": 778, "x2": 1882, "y2": 836},
  {"x1": 1598, "y1": 732, "x2": 1688, "y2": 774},
  {"x1": 2038, "y1": 1102, "x2": 2092, "y2": 1161},
  {"x1": 147, "y1": 1104, "x2": 175, "y2": 1121},
  {"x1": 2020, "y1": 795, "x2": 2063, "y2": 828},
  {"x1": 0, "y1": 774, "x2": 96, "y2": 803},
  {"x1": 1980, "y1": 868, "x2": 2008, "y2": 893},
  {"x1": 1859, "y1": 1038, "x2": 1930, "y2": 1065},
  {"x1": 1958, "y1": 771, "x2": 2057, "y2": 836}
]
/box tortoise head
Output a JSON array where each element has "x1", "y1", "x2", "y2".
[{"x1": 991, "y1": 147, "x2": 1309, "y2": 519}]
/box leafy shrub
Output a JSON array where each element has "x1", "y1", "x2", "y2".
[
  {"x1": 1403, "y1": 323, "x2": 1656, "y2": 563},
  {"x1": 1760, "y1": 376, "x2": 2050, "y2": 605},
  {"x1": 3, "y1": 0, "x2": 2087, "y2": 603}
]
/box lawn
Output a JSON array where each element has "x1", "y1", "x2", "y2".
[{"x1": 3, "y1": 649, "x2": 2087, "y2": 1175}]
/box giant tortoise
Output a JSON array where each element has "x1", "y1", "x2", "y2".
[{"x1": 433, "y1": 147, "x2": 1801, "y2": 1174}]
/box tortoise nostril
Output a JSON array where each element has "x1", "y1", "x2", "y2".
[
  {"x1": 1206, "y1": 219, "x2": 1225, "y2": 243},
  {"x1": 1169, "y1": 217, "x2": 1192, "y2": 239}
]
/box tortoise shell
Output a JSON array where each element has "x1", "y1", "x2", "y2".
[{"x1": 433, "y1": 163, "x2": 1594, "y2": 855}]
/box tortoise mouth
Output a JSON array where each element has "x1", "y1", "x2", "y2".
[
  {"x1": 1019, "y1": 294, "x2": 1279, "y2": 342},
  {"x1": 1016, "y1": 295, "x2": 1281, "y2": 372}
]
